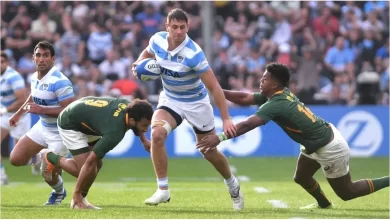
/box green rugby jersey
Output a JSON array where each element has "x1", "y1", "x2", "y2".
[{"x1": 254, "y1": 88, "x2": 333, "y2": 154}]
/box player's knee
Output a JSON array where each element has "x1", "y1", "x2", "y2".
[
  {"x1": 293, "y1": 175, "x2": 304, "y2": 185},
  {"x1": 9, "y1": 151, "x2": 25, "y2": 166},
  {"x1": 151, "y1": 127, "x2": 167, "y2": 145}
]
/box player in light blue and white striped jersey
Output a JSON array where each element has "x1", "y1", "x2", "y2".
[
  {"x1": 132, "y1": 9, "x2": 243, "y2": 210},
  {"x1": 8, "y1": 41, "x2": 76, "y2": 205},
  {"x1": 0, "y1": 51, "x2": 30, "y2": 185}
]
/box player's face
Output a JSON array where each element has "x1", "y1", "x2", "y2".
[
  {"x1": 33, "y1": 47, "x2": 55, "y2": 72},
  {"x1": 259, "y1": 71, "x2": 274, "y2": 95},
  {"x1": 132, "y1": 118, "x2": 151, "y2": 136},
  {"x1": 166, "y1": 19, "x2": 188, "y2": 44},
  {"x1": 0, "y1": 57, "x2": 7, "y2": 74}
]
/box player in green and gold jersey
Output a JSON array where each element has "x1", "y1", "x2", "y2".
[
  {"x1": 197, "y1": 62, "x2": 389, "y2": 209},
  {"x1": 40, "y1": 96, "x2": 154, "y2": 209}
]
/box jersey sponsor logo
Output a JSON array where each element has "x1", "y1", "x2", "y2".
[
  {"x1": 337, "y1": 110, "x2": 383, "y2": 157},
  {"x1": 174, "y1": 116, "x2": 261, "y2": 156},
  {"x1": 114, "y1": 103, "x2": 127, "y2": 117},
  {"x1": 33, "y1": 97, "x2": 48, "y2": 106},
  {"x1": 161, "y1": 68, "x2": 180, "y2": 78}
]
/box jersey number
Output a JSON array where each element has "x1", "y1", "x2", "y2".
[
  {"x1": 84, "y1": 99, "x2": 108, "y2": 108},
  {"x1": 297, "y1": 104, "x2": 315, "y2": 123}
]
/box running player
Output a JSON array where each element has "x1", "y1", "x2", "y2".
[
  {"x1": 132, "y1": 8, "x2": 242, "y2": 210},
  {"x1": 40, "y1": 96, "x2": 154, "y2": 209},
  {"x1": 0, "y1": 51, "x2": 30, "y2": 185},
  {"x1": 197, "y1": 62, "x2": 389, "y2": 209},
  {"x1": 8, "y1": 41, "x2": 76, "y2": 205},
  {"x1": 0, "y1": 51, "x2": 40, "y2": 183}
]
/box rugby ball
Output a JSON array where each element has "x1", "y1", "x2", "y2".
[{"x1": 135, "y1": 58, "x2": 161, "y2": 81}]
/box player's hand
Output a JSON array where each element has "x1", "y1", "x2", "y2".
[
  {"x1": 9, "y1": 112, "x2": 21, "y2": 127},
  {"x1": 196, "y1": 135, "x2": 220, "y2": 154},
  {"x1": 24, "y1": 102, "x2": 45, "y2": 114},
  {"x1": 222, "y1": 118, "x2": 237, "y2": 138},
  {"x1": 141, "y1": 139, "x2": 151, "y2": 153},
  {"x1": 132, "y1": 61, "x2": 139, "y2": 79},
  {"x1": 72, "y1": 192, "x2": 87, "y2": 209}
]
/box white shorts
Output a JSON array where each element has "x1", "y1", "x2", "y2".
[
  {"x1": 301, "y1": 124, "x2": 350, "y2": 179},
  {"x1": 157, "y1": 91, "x2": 215, "y2": 133},
  {"x1": 0, "y1": 113, "x2": 31, "y2": 140},
  {"x1": 58, "y1": 126, "x2": 101, "y2": 152},
  {"x1": 26, "y1": 120, "x2": 69, "y2": 157}
]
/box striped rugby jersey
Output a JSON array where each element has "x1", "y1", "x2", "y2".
[
  {"x1": 0, "y1": 66, "x2": 25, "y2": 111},
  {"x1": 30, "y1": 67, "x2": 74, "y2": 130},
  {"x1": 147, "y1": 31, "x2": 210, "y2": 102}
]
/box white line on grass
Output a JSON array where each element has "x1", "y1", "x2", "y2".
[
  {"x1": 120, "y1": 177, "x2": 222, "y2": 182},
  {"x1": 229, "y1": 165, "x2": 237, "y2": 174},
  {"x1": 237, "y1": 175, "x2": 250, "y2": 182},
  {"x1": 267, "y1": 200, "x2": 288, "y2": 208},
  {"x1": 253, "y1": 186, "x2": 271, "y2": 193},
  {"x1": 5, "y1": 182, "x2": 227, "y2": 192},
  {"x1": 102, "y1": 187, "x2": 226, "y2": 192}
]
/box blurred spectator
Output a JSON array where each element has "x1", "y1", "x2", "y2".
[
  {"x1": 1, "y1": 1, "x2": 388, "y2": 106},
  {"x1": 313, "y1": 6, "x2": 339, "y2": 38},
  {"x1": 30, "y1": 11, "x2": 57, "y2": 42},
  {"x1": 135, "y1": 3, "x2": 163, "y2": 38},
  {"x1": 87, "y1": 22, "x2": 113, "y2": 65},
  {"x1": 324, "y1": 36, "x2": 354, "y2": 76}
]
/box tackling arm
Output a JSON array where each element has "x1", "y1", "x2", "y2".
[
  {"x1": 228, "y1": 115, "x2": 265, "y2": 138},
  {"x1": 223, "y1": 90, "x2": 256, "y2": 106}
]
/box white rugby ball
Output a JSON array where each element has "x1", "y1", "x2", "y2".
[{"x1": 135, "y1": 58, "x2": 161, "y2": 81}]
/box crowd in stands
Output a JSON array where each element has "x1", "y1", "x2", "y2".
[{"x1": 1, "y1": 1, "x2": 389, "y2": 105}]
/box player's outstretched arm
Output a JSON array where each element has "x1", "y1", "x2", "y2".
[
  {"x1": 223, "y1": 90, "x2": 256, "y2": 106},
  {"x1": 196, "y1": 115, "x2": 265, "y2": 153},
  {"x1": 72, "y1": 151, "x2": 100, "y2": 208},
  {"x1": 224, "y1": 90, "x2": 268, "y2": 106},
  {"x1": 200, "y1": 70, "x2": 237, "y2": 137}
]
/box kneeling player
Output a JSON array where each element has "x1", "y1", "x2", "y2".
[
  {"x1": 40, "y1": 96, "x2": 153, "y2": 209},
  {"x1": 197, "y1": 62, "x2": 389, "y2": 209}
]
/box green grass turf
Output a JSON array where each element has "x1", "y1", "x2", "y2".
[{"x1": 1, "y1": 157, "x2": 389, "y2": 219}]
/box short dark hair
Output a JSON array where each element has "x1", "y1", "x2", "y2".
[
  {"x1": 34, "y1": 41, "x2": 55, "y2": 57},
  {"x1": 265, "y1": 62, "x2": 291, "y2": 87},
  {"x1": 1, "y1": 51, "x2": 8, "y2": 61},
  {"x1": 127, "y1": 99, "x2": 154, "y2": 122},
  {"x1": 167, "y1": 8, "x2": 188, "y2": 23}
]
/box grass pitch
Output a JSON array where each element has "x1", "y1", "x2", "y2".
[{"x1": 1, "y1": 157, "x2": 389, "y2": 219}]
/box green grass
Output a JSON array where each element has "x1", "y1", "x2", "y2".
[{"x1": 1, "y1": 157, "x2": 389, "y2": 219}]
